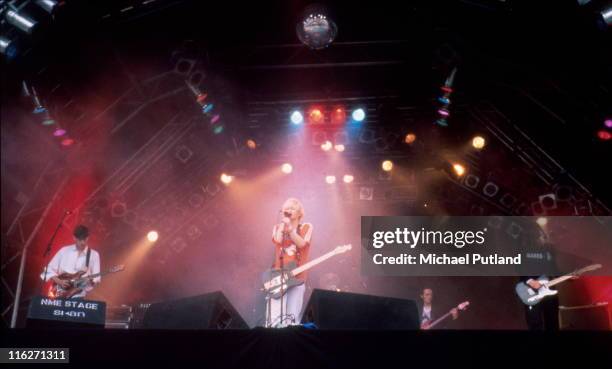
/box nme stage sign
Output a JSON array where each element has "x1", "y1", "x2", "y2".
[
  {"x1": 27, "y1": 296, "x2": 106, "y2": 325},
  {"x1": 361, "y1": 216, "x2": 612, "y2": 276}
]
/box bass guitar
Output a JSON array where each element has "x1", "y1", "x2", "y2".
[
  {"x1": 262, "y1": 244, "x2": 351, "y2": 299},
  {"x1": 422, "y1": 301, "x2": 470, "y2": 330}
]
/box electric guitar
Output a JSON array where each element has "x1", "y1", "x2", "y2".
[
  {"x1": 421, "y1": 301, "x2": 470, "y2": 330},
  {"x1": 262, "y1": 244, "x2": 352, "y2": 299},
  {"x1": 515, "y1": 263, "x2": 601, "y2": 306},
  {"x1": 52, "y1": 264, "x2": 125, "y2": 298}
]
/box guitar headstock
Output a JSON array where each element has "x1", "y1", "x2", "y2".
[
  {"x1": 333, "y1": 244, "x2": 352, "y2": 254},
  {"x1": 457, "y1": 301, "x2": 470, "y2": 310},
  {"x1": 110, "y1": 264, "x2": 125, "y2": 273},
  {"x1": 582, "y1": 264, "x2": 602, "y2": 273}
]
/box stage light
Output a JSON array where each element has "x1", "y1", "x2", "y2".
[
  {"x1": 246, "y1": 139, "x2": 257, "y2": 149},
  {"x1": 325, "y1": 175, "x2": 336, "y2": 184},
  {"x1": 321, "y1": 140, "x2": 333, "y2": 151},
  {"x1": 281, "y1": 163, "x2": 293, "y2": 174},
  {"x1": 536, "y1": 217, "x2": 548, "y2": 227},
  {"x1": 334, "y1": 144, "x2": 345, "y2": 152},
  {"x1": 296, "y1": 4, "x2": 337, "y2": 50},
  {"x1": 438, "y1": 97, "x2": 450, "y2": 104},
  {"x1": 452, "y1": 163, "x2": 466, "y2": 177},
  {"x1": 220, "y1": 173, "x2": 234, "y2": 185},
  {"x1": 211, "y1": 114, "x2": 220, "y2": 124},
  {"x1": 197, "y1": 93, "x2": 208, "y2": 104},
  {"x1": 437, "y1": 108, "x2": 450, "y2": 117},
  {"x1": 597, "y1": 130, "x2": 611, "y2": 140},
  {"x1": 147, "y1": 231, "x2": 159, "y2": 243},
  {"x1": 599, "y1": 6, "x2": 612, "y2": 27},
  {"x1": 381, "y1": 160, "x2": 393, "y2": 172},
  {"x1": 290, "y1": 111, "x2": 304, "y2": 124},
  {"x1": 604, "y1": 119, "x2": 612, "y2": 128},
  {"x1": 309, "y1": 108, "x2": 324, "y2": 124},
  {"x1": 352, "y1": 108, "x2": 365, "y2": 122},
  {"x1": 0, "y1": 36, "x2": 18, "y2": 60},
  {"x1": 42, "y1": 118, "x2": 55, "y2": 125},
  {"x1": 5, "y1": 10, "x2": 37, "y2": 34},
  {"x1": 53, "y1": 128, "x2": 66, "y2": 137},
  {"x1": 404, "y1": 133, "x2": 416, "y2": 144},
  {"x1": 61, "y1": 138, "x2": 74, "y2": 147},
  {"x1": 213, "y1": 125, "x2": 224, "y2": 135},
  {"x1": 331, "y1": 107, "x2": 346, "y2": 124},
  {"x1": 343, "y1": 174, "x2": 354, "y2": 183},
  {"x1": 472, "y1": 136, "x2": 486, "y2": 149},
  {"x1": 203, "y1": 103, "x2": 214, "y2": 114},
  {"x1": 36, "y1": 0, "x2": 61, "y2": 14}
]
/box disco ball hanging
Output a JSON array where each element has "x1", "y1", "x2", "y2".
[{"x1": 296, "y1": 4, "x2": 338, "y2": 50}]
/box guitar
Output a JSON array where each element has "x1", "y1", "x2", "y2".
[
  {"x1": 52, "y1": 264, "x2": 125, "y2": 298},
  {"x1": 515, "y1": 263, "x2": 601, "y2": 306},
  {"x1": 422, "y1": 301, "x2": 470, "y2": 330},
  {"x1": 262, "y1": 244, "x2": 352, "y2": 299}
]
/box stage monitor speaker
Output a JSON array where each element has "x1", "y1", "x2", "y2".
[
  {"x1": 301, "y1": 289, "x2": 419, "y2": 329},
  {"x1": 559, "y1": 303, "x2": 610, "y2": 330},
  {"x1": 142, "y1": 291, "x2": 248, "y2": 329}
]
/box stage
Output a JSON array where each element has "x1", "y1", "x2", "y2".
[{"x1": 2, "y1": 328, "x2": 611, "y2": 367}]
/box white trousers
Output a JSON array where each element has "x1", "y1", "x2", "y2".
[{"x1": 265, "y1": 284, "x2": 306, "y2": 328}]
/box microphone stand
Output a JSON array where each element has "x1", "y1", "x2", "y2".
[{"x1": 40, "y1": 210, "x2": 70, "y2": 294}]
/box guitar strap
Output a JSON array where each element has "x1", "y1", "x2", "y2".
[
  {"x1": 85, "y1": 247, "x2": 91, "y2": 269},
  {"x1": 296, "y1": 224, "x2": 302, "y2": 262}
]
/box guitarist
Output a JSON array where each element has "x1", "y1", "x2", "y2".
[
  {"x1": 40, "y1": 225, "x2": 101, "y2": 299},
  {"x1": 418, "y1": 288, "x2": 458, "y2": 329},
  {"x1": 266, "y1": 198, "x2": 313, "y2": 327}
]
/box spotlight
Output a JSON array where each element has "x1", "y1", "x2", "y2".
[
  {"x1": 203, "y1": 103, "x2": 214, "y2": 114},
  {"x1": 0, "y1": 36, "x2": 18, "y2": 60},
  {"x1": 61, "y1": 138, "x2": 74, "y2": 147},
  {"x1": 381, "y1": 160, "x2": 393, "y2": 172},
  {"x1": 334, "y1": 144, "x2": 345, "y2": 152},
  {"x1": 147, "y1": 230, "x2": 159, "y2": 242},
  {"x1": 42, "y1": 118, "x2": 55, "y2": 125},
  {"x1": 325, "y1": 175, "x2": 336, "y2": 184},
  {"x1": 404, "y1": 133, "x2": 416, "y2": 144},
  {"x1": 5, "y1": 10, "x2": 37, "y2": 34},
  {"x1": 472, "y1": 136, "x2": 486, "y2": 149},
  {"x1": 343, "y1": 174, "x2": 354, "y2": 183},
  {"x1": 290, "y1": 111, "x2": 304, "y2": 124},
  {"x1": 599, "y1": 6, "x2": 612, "y2": 27},
  {"x1": 536, "y1": 217, "x2": 548, "y2": 227},
  {"x1": 331, "y1": 107, "x2": 346, "y2": 124},
  {"x1": 296, "y1": 4, "x2": 338, "y2": 50},
  {"x1": 213, "y1": 124, "x2": 224, "y2": 135},
  {"x1": 597, "y1": 130, "x2": 611, "y2": 140},
  {"x1": 53, "y1": 128, "x2": 66, "y2": 137},
  {"x1": 321, "y1": 140, "x2": 333, "y2": 151},
  {"x1": 604, "y1": 119, "x2": 612, "y2": 128},
  {"x1": 437, "y1": 108, "x2": 450, "y2": 117},
  {"x1": 246, "y1": 139, "x2": 257, "y2": 149},
  {"x1": 211, "y1": 114, "x2": 220, "y2": 124},
  {"x1": 308, "y1": 108, "x2": 324, "y2": 124},
  {"x1": 281, "y1": 163, "x2": 293, "y2": 174},
  {"x1": 36, "y1": 0, "x2": 61, "y2": 14},
  {"x1": 452, "y1": 163, "x2": 466, "y2": 177},
  {"x1": 220, "y1": 173, "x2": 234, "y2": 185},
  {"x1": 352, "y1": 108, "x2": 365, "y2": 122}
]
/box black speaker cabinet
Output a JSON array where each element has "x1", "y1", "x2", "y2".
[
  {"x1": 142, "y1": 291, "x2": 248, "y2": 329},
  {"x1": 301, "y1": 289, "x2": 419, "y2": 329}
]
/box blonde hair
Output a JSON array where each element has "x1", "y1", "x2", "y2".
[{"x1": 283, "y1": 197, "x2": 305, "y2": 221}]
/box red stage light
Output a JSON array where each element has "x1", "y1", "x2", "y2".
[
  {"x1": 308, "y1": 108, "x2": 325, "y2": 124},
  {"x1": 61, "y1": 138, "x2": 74, "y2": 146},
  {"x1": 597, "y1": 130, "x2": 611, "y2": 141},
  {"x1": 331, "y1": 106, "x2": 346, "y2": 124}
]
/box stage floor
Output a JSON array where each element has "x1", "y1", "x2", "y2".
[{"x1": 2, "y1": 328, "x2": 611, "y2": 367}]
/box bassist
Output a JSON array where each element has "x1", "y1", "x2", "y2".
[{"x1": 266, "y1": 198, "x2": 313, "y2": 327}]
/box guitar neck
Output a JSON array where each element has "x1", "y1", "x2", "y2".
[
  {"x1": 75, "y1": 269, "x2": 115, "y2": 281},
  {"x1": 290, "y1": 249, "x2": 339, "y2": 276},
  {"x1": 546, "y1": 265, "x2": 599, "y2": 288},
  {"x1": 427, "y1": 310, "x2": 453, "y2": 329}
]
